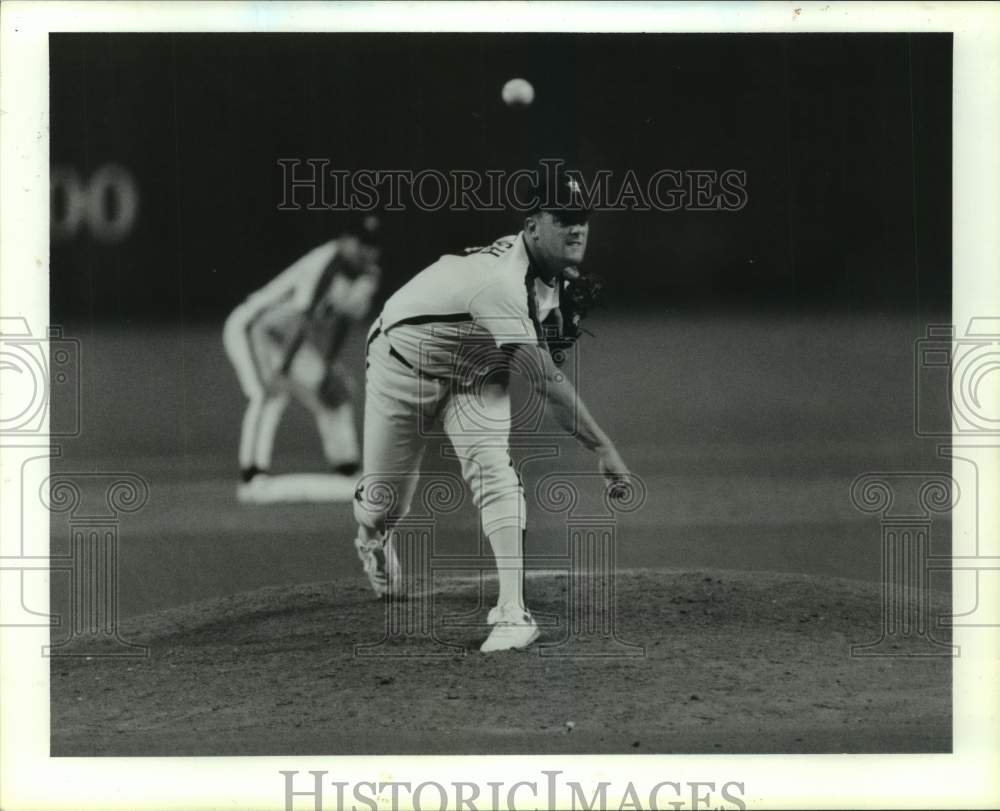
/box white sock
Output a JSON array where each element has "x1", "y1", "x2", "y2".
[{"x1": 487, "y1": 525, "x2": 525, "y2": 612}]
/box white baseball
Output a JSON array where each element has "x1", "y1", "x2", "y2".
[{"x1": 501, "y1": 77, "x2": 535, "y2": 107}]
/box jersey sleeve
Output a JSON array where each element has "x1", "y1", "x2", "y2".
[
  {"x1": 248, "y1": 242, "x2": 337, "y2": 313},
  {"x1": 468, "y1": 277, "x2": 540, "y2": 347}
]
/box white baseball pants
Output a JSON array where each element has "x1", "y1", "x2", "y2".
[{"x1": 353, "y1": 325, "x2": 525, "y2": 537}]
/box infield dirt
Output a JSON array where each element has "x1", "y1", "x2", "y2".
[{"x1": 51, "y1": 568, "x2": 951, "y2": 756}]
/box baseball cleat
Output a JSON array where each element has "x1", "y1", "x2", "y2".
[
  {"x1": 480, "y1": 604, "x2": 539, "y2": 653},
  {"x1": 486, "y1": 604, "x2": 508, "y2": 626},
  {"x1": 236, "y1": 473, "x2": 271, "y2": 504},
  {"x1": 331, "y1": 461, "x2": 361, "y2": 477},
  {"x1": 354, "y1": 534, "x2": 401, "y2": 598}
]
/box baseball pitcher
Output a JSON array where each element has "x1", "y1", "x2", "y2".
[{"x1": 353, "y1": 176, "x2": 631, "y2": 652}]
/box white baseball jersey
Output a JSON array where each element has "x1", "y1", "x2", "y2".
[
  {"x1": 380, "y1": 232, "x2": 564, "y2": 380},
  {"x1": 239, "y1": 240, "x2": 379, "y2": 324}
]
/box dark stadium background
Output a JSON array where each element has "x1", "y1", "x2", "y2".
[
  {"x1": 50, "y1": 33, "x2": 950, "y2": 320},
  {"x1": 47, "y1": 33, "x2": 952, "y2": 620}
]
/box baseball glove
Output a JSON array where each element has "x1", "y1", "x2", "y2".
[
  {"x1": 318, "y1": 364, "x2": 354, "y2": 408},
  {"x1": 545, "y1": 272, "x2": 605, "y2": 363}
]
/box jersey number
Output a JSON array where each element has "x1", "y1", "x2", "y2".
[{"x1": 478, "y1": 239, "x2": 514, "y2": 258}]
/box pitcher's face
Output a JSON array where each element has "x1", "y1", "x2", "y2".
[{"x1": 526, "y1": 211, "x2": 589, "y2": 275}]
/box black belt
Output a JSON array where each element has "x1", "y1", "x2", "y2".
[
  {"x1": 389, "y1": 344, "x2": 416, "y2": 371},
  {"x1": 368, "y1": 322, "x2": 441, "y2": 380}
]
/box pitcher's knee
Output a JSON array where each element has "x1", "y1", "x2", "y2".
[
  {"x1": 461, "y1": 454, "x2": 525, "y2": 535},
  {"x1": 352, "y1": 474, "x2": 407, "y2": 533},
  {"x1": 353, "y1": 484, "x2": 387, "y2": 534}
]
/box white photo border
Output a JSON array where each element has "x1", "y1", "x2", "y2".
[{"x1": 1, "y1": 2, "x2": 998, "y2": 809}]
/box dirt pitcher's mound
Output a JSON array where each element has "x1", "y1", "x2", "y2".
[{"x1": 51, "y1": 569, "x2": 951, "y2": 755}]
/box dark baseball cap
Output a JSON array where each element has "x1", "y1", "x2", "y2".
[
  {"x1": 342, "y1": 213, "x2": 382, "y2": 247},
  {"x1": 529, "y1": 170, "x2": 591, "y2": 224}
]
